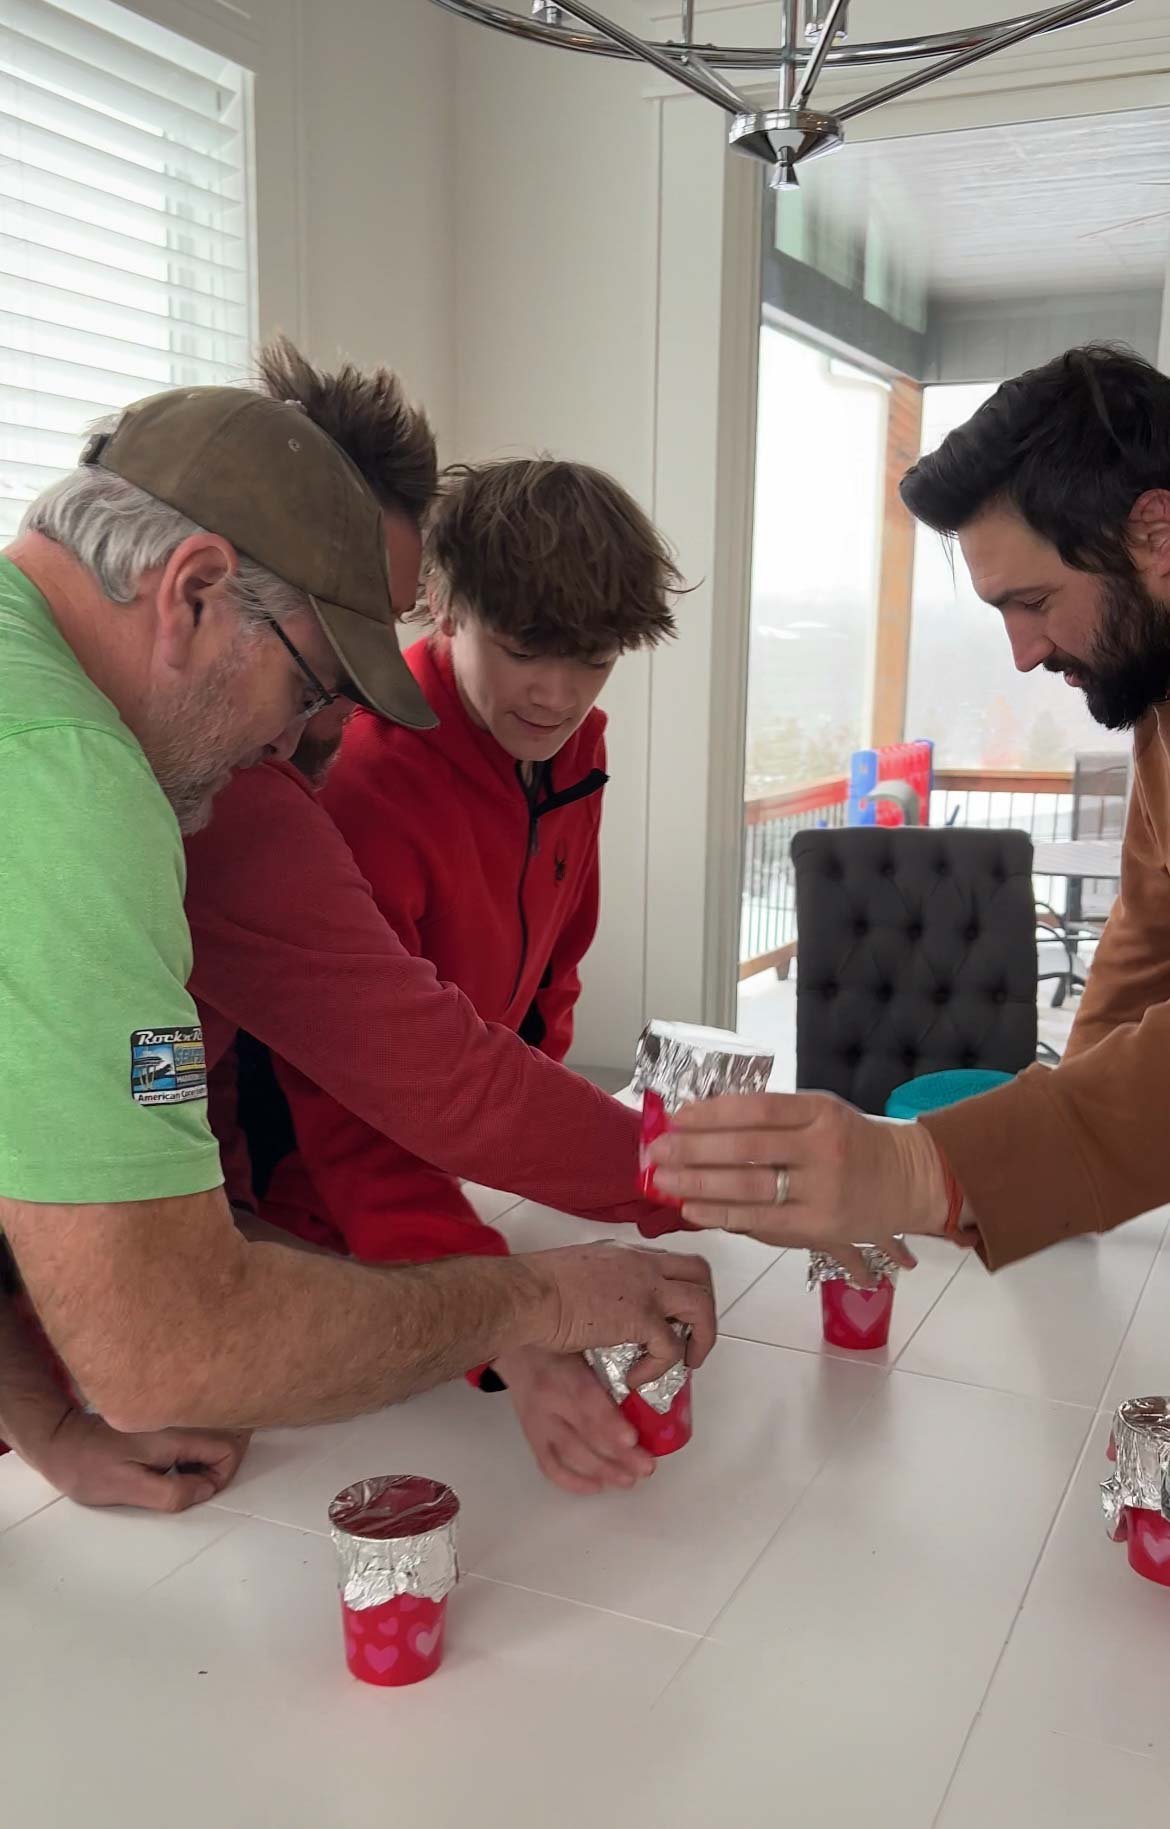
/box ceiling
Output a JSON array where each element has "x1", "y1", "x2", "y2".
[{"x1": 792, "y1": 105, "x2": 1170, "y2": 303}]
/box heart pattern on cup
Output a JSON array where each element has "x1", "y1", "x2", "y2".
[
  {"x1": 837, "y1": 1286, "x2": 890, "y2": 1343},
  {"x1": 375, "y1": 1615, "x2": 400, "y2": 1638},
  {"x1": 409, "y1": 1622, "x2": 442, "y2": 1662},
  {"x1": 1133, "y1": 1515, "x2": 1170, "y2": 1567},
  {"x1": 345, "y1": 1633, "x2": 360, "y2": 1663},
  {"x1": 364, "y1": 1642, "x2": 400, "y2": 1676}
]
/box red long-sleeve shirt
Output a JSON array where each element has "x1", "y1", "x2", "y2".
[{"x1": 182, "y1": 754, "x2": 673, "y2": 1255}]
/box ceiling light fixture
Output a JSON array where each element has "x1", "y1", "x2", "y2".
[{"x1": 429, "y1": 0, "x2": 1135, "y2": 188}]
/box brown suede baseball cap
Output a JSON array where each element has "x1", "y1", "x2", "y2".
[{"x1": 83, "y1": 385, "x2": 437, "y2": 730}]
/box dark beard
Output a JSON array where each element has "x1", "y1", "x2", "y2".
[{"x1": 1080, "y1": 573, "x2": 1170, "y2": 730}]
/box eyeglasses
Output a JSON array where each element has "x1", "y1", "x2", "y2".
[{"x1": 263, "y1": 615, "x2": 338, "y2": 720}]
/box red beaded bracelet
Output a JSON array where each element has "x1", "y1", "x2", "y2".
[{"x1": 935, "y1": 1145, "x2": 976, "y2": 1246}]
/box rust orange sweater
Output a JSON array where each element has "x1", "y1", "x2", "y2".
[{"x1": 924, "y1": 707, "x2": 1170, "y2": 1269}]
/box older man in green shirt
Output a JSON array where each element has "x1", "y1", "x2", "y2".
[{"x1": 0, "y1": 374, "x2": 716, "y2": 1503}]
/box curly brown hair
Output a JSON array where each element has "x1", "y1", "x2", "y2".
[
  {"x1": 254, "y1": 332, "x2": 437, "y2": 524},
  {"x1": 424, "y1": 458, "x2": 682, "y2": 656}
]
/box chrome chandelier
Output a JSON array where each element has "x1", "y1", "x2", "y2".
[{"x1": 429, "y1": 0, "x2": 1135, "y2": 186}]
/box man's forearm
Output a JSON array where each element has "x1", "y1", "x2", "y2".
[
  {"x1": 81, "y1": 1230, "x2": 550, "y2": 1433},
  {"x1": 200, "y1": 1244, "x2": 548, "y2": 1428}
]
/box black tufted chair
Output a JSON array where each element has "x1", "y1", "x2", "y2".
[{"x1": 792, "y1": 827, "x2": 1039, "y2": 1115}]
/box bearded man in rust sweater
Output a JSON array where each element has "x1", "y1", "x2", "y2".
[{"x1": 648, "y1": 345, "x2": 1170, "y2": 1272}]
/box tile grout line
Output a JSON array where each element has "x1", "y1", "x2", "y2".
[
  {"x1": 886, "y1": 1360, "x2": 1100, "y2": 1411},
  {"x1": 463, "y1": 1569, "x2": 704, "y2": 1640},
  {"x1": 928, "y1": 1397, "x2": 1101, "y2": 1829},
  {"x1": 888, "y1": 1256, "x2": 971, "y2": 1369},
  {"x1": 180, "y1": 1516, "x2": 711, "y2": 1644},
  {"x1": 653, "y1": 1362, "x2": 898, "y2": 1705},
  {"x1": 142, "y1": 1513, "x2": 250, "y2": 1594},
  {"x1": 656, "y1": 1366, "x2": 1103, "y2": 1717},
  {"x1": 1087, "y1": 1211, "x2": 1170, "y2": 1418},
  {"x1": 928, "y1": 1224, "x2": 1170, "y2": 1827},
  {"x1": 715, "y1": 1251, "x2": 787, "y2": 1324},
  {"x1": 712, "y1": 1327, "x2": 1100, "y2": 1411},
  {"x1": 0, "y1": 1493, "x2": 61, "y2": 1537}
]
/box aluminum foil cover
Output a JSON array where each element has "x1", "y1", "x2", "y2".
[
  {"x1": 1100, "y1": 1397, "x2": 1170, "y2": 1535},
  {"x1": 806, "y1": 1243, "x2": 902, "y2": 1291},
  {"x1": 586, "y1": 1323, "x2": 690, "y2": 1415},
  {"x1": 329, "y1": 1475, "x2": 459, "y2": 1612},
  {"x1": 633, "y1": 1020, "x2": 774, "y2": 1116}
]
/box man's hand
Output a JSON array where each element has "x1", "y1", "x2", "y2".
[
  {"x1": 524, "y1": 1242, "x2": 716, "y2": 1384},
  {"x1": 494, "y1": 1346, "x2": 656, "y2": 1496},
  {"x1": 28, "y1": 1408, "x2": 251, "y2": 1512},
  {"x1": 647, "y1": 1093, "x2": 948, "y2": 1281}
]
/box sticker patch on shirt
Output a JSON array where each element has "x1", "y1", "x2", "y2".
[{"x1": 130, "y1": 1027, "x2": 207, "y2": 1106}]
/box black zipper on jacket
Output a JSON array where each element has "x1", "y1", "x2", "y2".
[{"x1": 507, "y1": 761, "x2": 608, "y2": 1008}]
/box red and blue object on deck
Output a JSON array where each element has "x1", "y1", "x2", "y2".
[{"x1": 848, "y1": 739, "x2": 934, "y2": 828}]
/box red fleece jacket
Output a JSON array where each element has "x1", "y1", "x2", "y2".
[
  {"x1": 324, "y1": 637, "x2": 606, "y2": 1057},
  {"x1": 261, "y1": 634, "x2": 614, "y2": 1261},
  {"x1": 182, "y1": 750, "x2": 672, "y2": 1260}
]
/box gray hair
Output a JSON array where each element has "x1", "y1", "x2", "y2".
[{"x1": 21, "y1": 462, "x2": 310, "y2": 629}]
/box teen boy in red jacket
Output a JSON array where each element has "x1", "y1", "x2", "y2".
[{"x1": 260, "y1": 459, "x2": 684, "y2": 1495}]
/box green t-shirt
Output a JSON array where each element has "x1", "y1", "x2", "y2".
[{"x1": 0, "y1": 556, "x2": 223, "y2": 1203}]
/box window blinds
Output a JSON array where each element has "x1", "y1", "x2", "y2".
[{"x1": 0, "y1": 0, "x2": 256, "y2": 535}]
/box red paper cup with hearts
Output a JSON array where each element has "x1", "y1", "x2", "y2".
[
  {"x1": 633, "y1": 1021, "x2": 773, "y2": 1200},
  {"x1": 1101, "y1": 1397, "x2": 1170, "y2": 1587},
  {"x1": 329, "y1": 1475, "x2": 459, "y2": 1687},
  {"x1": 808, "y1": 1246, "x2": 901, "y2": 1352},
  {"x1": 586, "y1": 1325, "x2": 693, "y2": 1457}
]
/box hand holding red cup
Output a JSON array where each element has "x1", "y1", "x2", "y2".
[
  {"x1": 586, "y1": 1323, "x2": 694, "y2": 1458},
  {"x1": 633, "y1": 1020, "x2": 774, "y2": 1204}
]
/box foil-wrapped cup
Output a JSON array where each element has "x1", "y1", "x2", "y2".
[
  {"x1": 634, "y1": 1020, "x2": 775, "y2": 1113},
  {"x1": 1101, "y1": 1397, "x2": 1170, "y2": 1534},
  {"x1": 329, "y1": 1475, "x2": 459, "y2": 1687},
  {"x1": 587, "y1": 1332, "x2": 690, "y2": 1414},
  {"x1": 635, "y1": 1020, "x2": 773, "y2": 1201},
  {"x1": 586, "y1": 1323, "x2": 693, "y2": 1457},
  {"x1": 806, "y1": 1244, "x2": 904, "y2": 1290},
  {"x1": 808, "y1": 1246, "x2": 902, "y2": 1352}
]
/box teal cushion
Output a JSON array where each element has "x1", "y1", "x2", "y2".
[{"x1": 884, "y1": 1068, "x2": 1014, "y2": 1120}]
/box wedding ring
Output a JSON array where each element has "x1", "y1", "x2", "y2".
[{"x1": 773, "y1": 1168, "x2": 790, "y2": 1206}]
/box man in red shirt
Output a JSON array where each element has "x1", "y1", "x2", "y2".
[{"x1": 187, "y1": 353, "x2": 697, "y2": 1499}]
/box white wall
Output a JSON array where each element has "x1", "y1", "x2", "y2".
[
  {"x1": 297, "y1": 0, "x2": 457, "y2": 447},
  {"x1": 453, "y1": 26, "x2": 761, "y2": 1071},
  {"x1": 126, "y1": 0, "x2": 458, "y2": 443},
  {"x1": 453, "y1": 22, "x2": 667, "y2": 1072}
]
